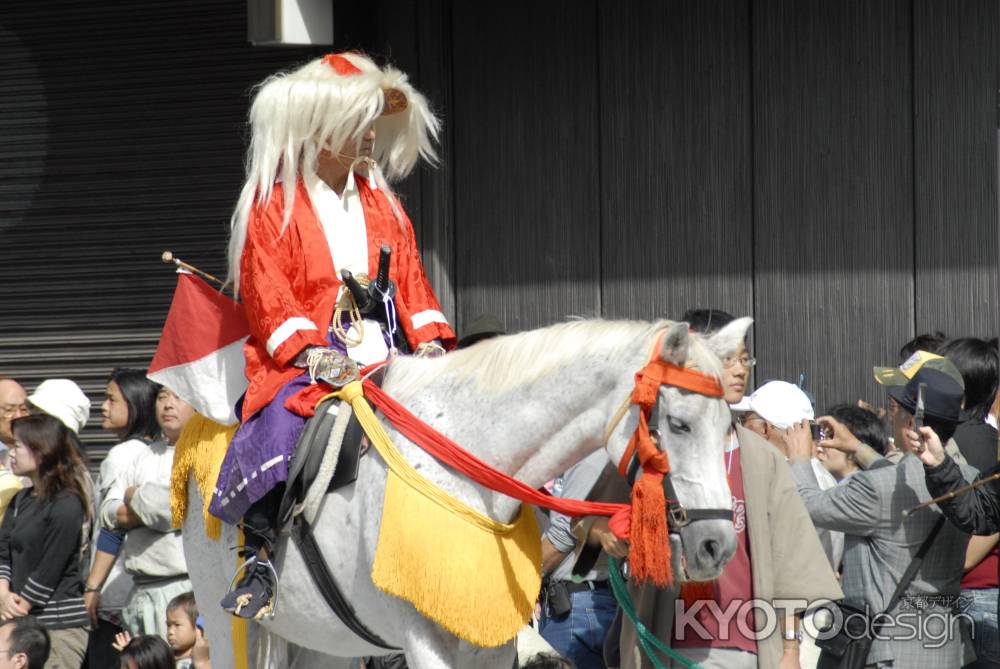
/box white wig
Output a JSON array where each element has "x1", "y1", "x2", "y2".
[{"x1": 227, "y1": 52, "x2": 440, "y2": 294}]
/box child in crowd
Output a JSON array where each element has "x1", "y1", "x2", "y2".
[
  {"x1": 165, "y1": 592, "x2": 198, "y2": 668},
  {"x1": 117, "y1": 634, "x2": 174, "y2": 669},
  {"x1": 112, "y1": 591, "x2": 210, "y2": 669}
]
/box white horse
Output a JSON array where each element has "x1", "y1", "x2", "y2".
[{"x1": 183, "y1": 317, "x2": 751, "y2": 669}]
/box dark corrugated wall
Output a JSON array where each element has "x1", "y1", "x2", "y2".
[
  {"x1": 447, "y1": 0, "x2": 1000, "y2": 411},
  {"x1": 0, "y1": 0, "x2": 324, "y2": 465}
]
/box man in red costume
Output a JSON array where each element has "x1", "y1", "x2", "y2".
[{"x1": 211, "y1": 52, "x2": 455, "y2": 618}]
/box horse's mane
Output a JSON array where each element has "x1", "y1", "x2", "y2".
[{"x1": 387, "y1": 319, "x2": 724, "y2": 397}]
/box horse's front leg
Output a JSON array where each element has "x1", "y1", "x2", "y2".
[{"x1": 402, "y1": 618, "x2": 516, "y2": 669}]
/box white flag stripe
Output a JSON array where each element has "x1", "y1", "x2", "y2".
[{"x1": 148, "y1": 336, "x2": 249, "y2": 425}]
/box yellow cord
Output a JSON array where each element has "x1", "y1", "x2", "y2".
[{"x1": 328, "y1": 383, "x2": 519, "y2": 534}]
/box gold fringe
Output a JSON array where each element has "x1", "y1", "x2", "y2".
[
  {"x1": 333, "y1": 382, "x2": 542, "y2": 647},
  {"x1": 372, "y1": 472, "x2": 541, "y2": 647},
  {"x1": 170, "y1": 413, "x2": 237, "y2": 540},
  {"x1": 171, "y1": 419, "x2": 250, "y2": 668},
  {"x1": 231, "y1": 527, "x2": 250, "y2": 669}
]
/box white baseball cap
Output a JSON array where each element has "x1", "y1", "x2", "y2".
[
  {"x1": 746, "y1": 380, "x2": 814, "y2": 429},
  {"x1": 28, "y1": 379, "x2": 91, "y2": 434}
]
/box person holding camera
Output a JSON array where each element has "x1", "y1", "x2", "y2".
[
  {"x1": 787, "y1": 366, "x2": 976, "y2": 668},
  {"x1": 734, "y1": 380, "x2": 842, "y2": 572}
]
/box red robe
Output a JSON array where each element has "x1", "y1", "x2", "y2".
[{"x1": 239, "y1": 179, "x2": 455, "y2": 419}]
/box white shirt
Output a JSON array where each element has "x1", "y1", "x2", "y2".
[
  {"x1": 94, "y1": 438, "x2": 149, "y2": 612},
  {"x1": 307, "y1": 173, "x2": 390, "y2": 365},
  {"x1": 101, "y1": 439, "x2": 187, "y2": 581},
  {"x1": 307, "y1": 173, "x2": 369, "y2": 278}
]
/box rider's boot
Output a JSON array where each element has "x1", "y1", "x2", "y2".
[{"x1": 221, "y1": 492, "x2": 279, "y2": 619}]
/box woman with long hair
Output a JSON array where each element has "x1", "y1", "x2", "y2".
[
  {"x1": 0, "y1": 413, "x2": 91, "y2": 668},
  {"x1": 85, "y1": 369, "x2": 162, "y2": 667}
]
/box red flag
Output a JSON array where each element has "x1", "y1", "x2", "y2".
[{"x1": 148, "y1": 272, "x2": 249, "y2": 425}]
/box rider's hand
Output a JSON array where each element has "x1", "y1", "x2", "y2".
[
  {"x1": 906, "y1": 426, "x2": 946, "y2": 467},
  {"x1": 293, "y1": 346, "x2": 320, "y2": 369},
  {"x1": 415, "y1": 340, "x2": 446, "y2": 358}
]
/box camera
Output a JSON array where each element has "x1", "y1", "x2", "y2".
[{"x1": 809, "y1": 421, "x2": 830, "y2": 442}]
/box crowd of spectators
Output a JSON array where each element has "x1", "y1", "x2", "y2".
[
  {"x1": 3, "y1": 307, "x2": 1000, "y2": 669},
  {"x1": 536, "y1": 308, "x2": 1000, "y2": 669},
  {"x1": 0, "y1": 372, "x2": 210, "y2": 669}
]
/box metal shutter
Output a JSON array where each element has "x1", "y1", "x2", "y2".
[{"x1": 0, "y1": 0, "x2": 325, "y2": 470}]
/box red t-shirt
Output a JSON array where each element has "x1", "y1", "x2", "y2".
[
  {"x1": 672, "y1": 441, "x2": 758, "y2": 654},
  {"x1": 962, "y1": 545, "x2": 999, "y2": 590}
]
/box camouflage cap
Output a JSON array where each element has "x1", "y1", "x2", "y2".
[{"x1": 873, "y1": 350, "x2": 965, "y2": 390}]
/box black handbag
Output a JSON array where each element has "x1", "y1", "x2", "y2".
[{"x1": 815, "y1": 516, "x2": 946, "y2": 669}]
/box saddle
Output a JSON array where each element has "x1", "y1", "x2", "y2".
[
  {"x1": 277, "y1": 367, "x2": 386, "y2": 531},
  {"x1": 274, "y1": 368, "x2": 398, "y2": 650}
]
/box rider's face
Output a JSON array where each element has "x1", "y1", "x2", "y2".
[{"x1": 320, "y1": 127, "x2": 376, "y2": 167}]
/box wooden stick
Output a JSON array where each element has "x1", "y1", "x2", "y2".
[
  {"x1": 904, "y1": 471, "x2": 1000, "y2": 516},
  {"x1": 161, "y1": 251, "x2": 225, "y2": 287}
]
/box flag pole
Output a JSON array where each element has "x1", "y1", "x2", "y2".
[{"x1": 161, "y1": 251, "x2": 225, "y2": 288}]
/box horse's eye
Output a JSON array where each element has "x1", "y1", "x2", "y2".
[{"x1": 667, "y1": 416, "x2": 690, "y2": 434}]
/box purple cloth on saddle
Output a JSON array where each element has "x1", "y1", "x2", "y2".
[
  {"x1": 209, "y1": 325, "x2": 387, "y2": 525},
  {"x1": 208, "y1": 374, "x2": 311, "y2": 524}
]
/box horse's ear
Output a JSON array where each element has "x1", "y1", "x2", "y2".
[
  {"x1": 706, "y1": 316, "x2": 754, "y2": 358},
  {"x1": 659, "y1": 321, "x2": 690, "y2": 365}
]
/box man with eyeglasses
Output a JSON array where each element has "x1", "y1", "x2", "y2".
[
  {"x1": 594, "y1": 308, "x2": 841, "y2": 669},
  {"x1": 0, "y1": 382, "x2": 26, "y2": 521},
  {"x1": 0, "y1": 381, "x2": 28, "y2": 453},
  {"x1": 0, "y1": 618, "x2": 49, "y2": 669}
]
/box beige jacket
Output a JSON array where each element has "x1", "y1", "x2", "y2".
[{"x1": 576, "y1": 426, "x2": 843, "y2": 669}]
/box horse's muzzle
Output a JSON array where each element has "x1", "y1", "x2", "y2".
[{"x1": 675, "y1": 519, "x2": 737, "y2": 581}]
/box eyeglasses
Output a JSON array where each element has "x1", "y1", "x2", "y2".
[
  {"x1": 0, "y1": 404, "x2": 27, "y2": 419},
  {"x1": 722, "y1": 356, "x2": 757, "y2": 369}
]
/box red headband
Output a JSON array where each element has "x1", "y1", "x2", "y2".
[{"x1": 322, "y1": 53, "x2": 362, "y2": 76}]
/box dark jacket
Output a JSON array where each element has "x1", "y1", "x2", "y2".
[
  {"x1": 952, "y1": 420, "x2": 999, "y2": 475},
  {"x1": 925, "y1": 456, "x2": 1000, "y2": 536},
  {"x1": 924, "y1": 456, "x2": 1000, "y2": 621},
  {"x1": 0, "y1": 489, "x2": 88, "y2": 629}
]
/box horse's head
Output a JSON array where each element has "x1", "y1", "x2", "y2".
[{"x1": 606, "y1": 317, "x2": 753, "y2": 582}]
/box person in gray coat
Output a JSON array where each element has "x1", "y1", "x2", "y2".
[{"x1": 788, "y1": 367, "x2": 977, "y2": 668}]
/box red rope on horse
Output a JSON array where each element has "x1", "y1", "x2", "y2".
[
  {"x1": 361, "y1": 380, "x2": 630, "y2": 522},
  {"x1": 360, "y1": 355, "x2": 723, "y2": 587}
]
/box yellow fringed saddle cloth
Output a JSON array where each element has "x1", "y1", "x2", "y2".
[
  {"x1": 169, "y1": 413, "x2": 249, "y2": 669},
  {"x1": 170, "y1": 413, "x2": 238, "y2": 539},
  {"x1": 335, "y1": 382, "x2": 542, "y2": 648}
]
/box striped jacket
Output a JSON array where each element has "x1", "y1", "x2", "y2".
[{"x1": 0, "y1": 489, "x2": 88, "y2": 629}]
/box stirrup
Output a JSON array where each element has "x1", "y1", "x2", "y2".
[{"x1": 224, "y1": 555, "x2": 280, "y2": 621}]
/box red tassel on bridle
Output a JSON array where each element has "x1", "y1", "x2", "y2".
[
  {"x1": 612, "y1": 350, "x2": 724, "y2": 587},
  {"x1": 622, "y1": 363, "x2": 673, "y2": 586}
]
